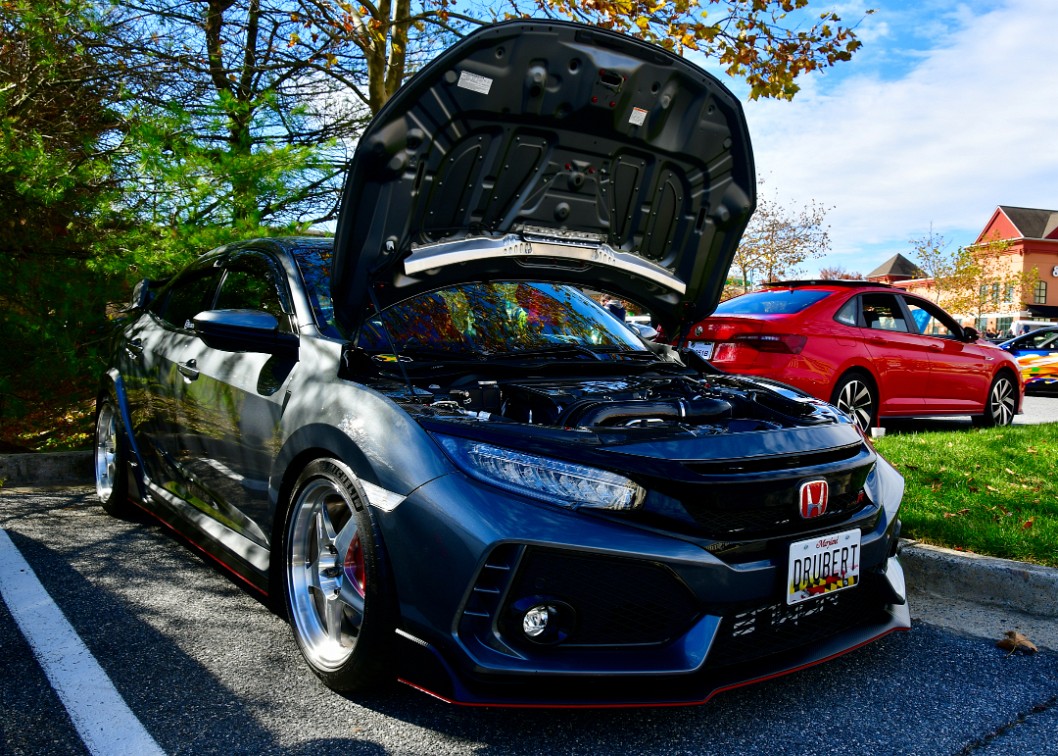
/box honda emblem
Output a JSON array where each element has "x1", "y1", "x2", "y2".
[{"x1": 799, "y1": 480, "x2": 829, "y2": 519}]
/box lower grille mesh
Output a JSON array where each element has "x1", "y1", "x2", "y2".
[{"x1": 504, "y1": 547, "x2": 699, "y2": 646}]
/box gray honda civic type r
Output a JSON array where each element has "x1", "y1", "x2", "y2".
[{"x1": 95, "y1": 19, "x2": 909, "y2": 706}]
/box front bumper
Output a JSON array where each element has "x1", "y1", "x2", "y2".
[
  {"x1": 377, "y1": 459, "x2": 909, "y2": 706},
  {"x1": 396, "y1": 559, "x2": 908, "y2": 707}
]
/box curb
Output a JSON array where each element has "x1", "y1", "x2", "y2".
[
  {"x1": 900, "y1": 540, "x2": 1058, "y2": 619},
  {"x1": 0, "y1": 451, "x2": 93, "y2": 488},
  {"x1": 3, "y1": 453, "x2": 1057, "y2": 620}
]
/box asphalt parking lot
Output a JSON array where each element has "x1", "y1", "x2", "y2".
[
  {"x1": 1, "y1": 486, "x2": 1057, "y2": 756},
  {"x1": 1, "y1": 396, "x2": 1056, "y2": 754}
]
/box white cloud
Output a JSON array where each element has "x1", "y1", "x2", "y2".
[{"x1": 742, "y1": 0, "x2": 1058, "y2": 275}]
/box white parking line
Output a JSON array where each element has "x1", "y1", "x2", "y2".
[{"x1": 0, "y1": 529, "x2": 165, "y2": 756}]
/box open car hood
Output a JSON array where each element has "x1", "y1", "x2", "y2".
[{"x1": 332, "y1": 20, "x2": 755, "y2": 334}]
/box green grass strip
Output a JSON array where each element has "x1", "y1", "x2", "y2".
[{"x1": 874, "y1": 424, "x2": 1058, "y2": 567}]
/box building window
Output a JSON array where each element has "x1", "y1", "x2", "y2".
[
  {"x1": 1004, "y1": 283, "x2": 1015, "y2": 303},
  {"x1": 1035, "y1": 280, "x2": 1048, "y2": 304},
  {"x1": 991, "y1": 282, "x2": 1000, "y2": 305}
]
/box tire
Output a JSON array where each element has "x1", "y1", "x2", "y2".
[
  {"x1": 973, "y1": 373, "x2": 1017, "y2": 427},
  {"x1": 94, "y1": 398, "x2": 133, "y2": 517},
  {"x1": 830, "y1": 372, "x2": 878, "y2": 432},
  {"x1": 283, "y1": 459, "x2": 396, "y2": 693}
]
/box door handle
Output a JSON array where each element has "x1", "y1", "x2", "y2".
[
  {"x1": 178, "y1": 359, "x2": 199, "y2": 380},
  {"x1": 125, "y1": 338, "x2": 144, "y2": 358}
]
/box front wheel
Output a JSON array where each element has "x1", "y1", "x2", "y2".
[
  {"x1": 830, "y1": 372, "x2": 878, "y2": 432},
  {"x1": 283, "y1": 459, "x2": 396, "y2": 693},
  {"x1": 973, "y1": 374, "x2": 1017, "y2": 427},
  {"x1": 94, "y1": 398, "x2": 133, "y2": 517}
]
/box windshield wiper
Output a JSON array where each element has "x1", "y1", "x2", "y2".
[
  {"x1": 485, "y1": 344, "x2": 603, "y2": 361},
  {"x1": 588, "y1": 346, "x2": 662, "y2": 361},
  {"x1": 379, "y1": 346, "x2": 482, "y2": 362}
]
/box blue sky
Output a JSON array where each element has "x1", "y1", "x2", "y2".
[{"x1": 697, "y1": 0, "x2": 1058, "y2": 277}]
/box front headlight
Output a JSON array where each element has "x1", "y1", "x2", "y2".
[{"x1": 435, "y1": 435, "x2": 645, "y2": 511}]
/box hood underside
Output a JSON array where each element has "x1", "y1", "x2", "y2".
[{"x1": 332, "y1": 20, "x2": 756, "y2": 334}]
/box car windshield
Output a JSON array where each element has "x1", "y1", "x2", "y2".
[
  {"x1": 290, "y1": 246, "x2": 645, "y2": 357},
  {"x1": 714, "y1": 288, "x2": 831, "y2": 315},
  {"x1": 358, "y1": 282, "x2": 645, "y2": 358}
]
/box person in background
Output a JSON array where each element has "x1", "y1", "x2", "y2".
[{"x1": 604, "y1": 297, "x2": 627, "y2": 321}]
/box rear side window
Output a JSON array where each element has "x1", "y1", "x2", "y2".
[{"x1": 714, "y1": 289, "x2": 830, "y2": 315}]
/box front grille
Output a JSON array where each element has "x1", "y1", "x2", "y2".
[
  {"x1": 706, "y1": 585, "x2": 886, "y2": 670},
  {"x1": 630, "y1": 444, "x2": 877, "y2": 542},
  {"x1": 502, "y1": 547, "x2": 700, "y2": 646},
  {"x1": 687, "y1": 490, "x2": 868, "y2": 539}
]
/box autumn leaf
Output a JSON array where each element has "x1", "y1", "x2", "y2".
[
  {"x1": 996, "y1": 630, "x2": 1038, "y2": 655},
  {"x1": 1023, "y1": 518, "x2": 1034, "y2": 530}
]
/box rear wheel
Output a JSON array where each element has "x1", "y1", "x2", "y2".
[
  {"x1": 831, "y1": 372, "x2": 878, "y2": 432},
  {"x1": 283, "y1": 459, "x2": 396, "y2": 693},
  {"x1": 94, "y1": 398, "x2": 133, "y2": 517},
  {"x1": 973, "y1": 374, "x2": 1017, "y2": 427}
]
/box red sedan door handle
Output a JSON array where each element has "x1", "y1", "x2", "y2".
[{"x1": 178, "y1": 359, "x2": 199, "y2": 380}]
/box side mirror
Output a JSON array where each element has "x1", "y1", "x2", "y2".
[
  {"x1": 127, "y1": 279, "x2": 154, "y2": 311},
  {"x1": 193, "y1": 309, "x2": 299, "y2": 358},
  {"x1": 962, "y1": 325, "x2": 980, "y2": 343}
]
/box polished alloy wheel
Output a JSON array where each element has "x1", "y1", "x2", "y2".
[
  {"x1": 833, "y1": 376, "x2": 876, "y2": 431},
  {"x1": 287, "y1": 478, "x2": 367, "y2": 672},
  {"x1": 987, "y1": 376, "x2": 1016, "y2": 426},
  {"x1": 95, "y1": 402, "x2": 119, "y2": 502}
]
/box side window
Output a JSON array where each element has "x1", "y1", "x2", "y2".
[
  {"x1": 904, "y1": 299, "x2": 959, "y2": 339},
  {"x1": 151, "y1": 260, "x2": 222, "y2": 330},
  {"x1": 860, "y1": 293, "x2": 908, "y2": 333},
  {"x1": 215, "y1": 252, "x2": 287, "y2": 318},
  {"x1": 834, "y1": 298, "x2": 858, "y2": 326},
  {"x1": 1027, "y1": 330, "x2": 1058, "y2": 349}
]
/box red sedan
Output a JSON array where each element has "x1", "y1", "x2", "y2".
[{"x1": 685, "y1": 281, "x2": 1023, "y2": 430}]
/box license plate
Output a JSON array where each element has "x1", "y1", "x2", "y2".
[
  {"x1": 787, "y1": 528, "x2": 860, "y2": 605},
  {"x1": 689, "y1": 341, "x2": 714, "y2": 359}
]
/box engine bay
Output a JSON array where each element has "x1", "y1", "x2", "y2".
[{"x1": 384, "y1": 368, "x2": 837, "y2": 432}]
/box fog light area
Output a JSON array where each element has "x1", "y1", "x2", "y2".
[{"x1": 523, "y1": 605, "x2": 554, "y2": 638}]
